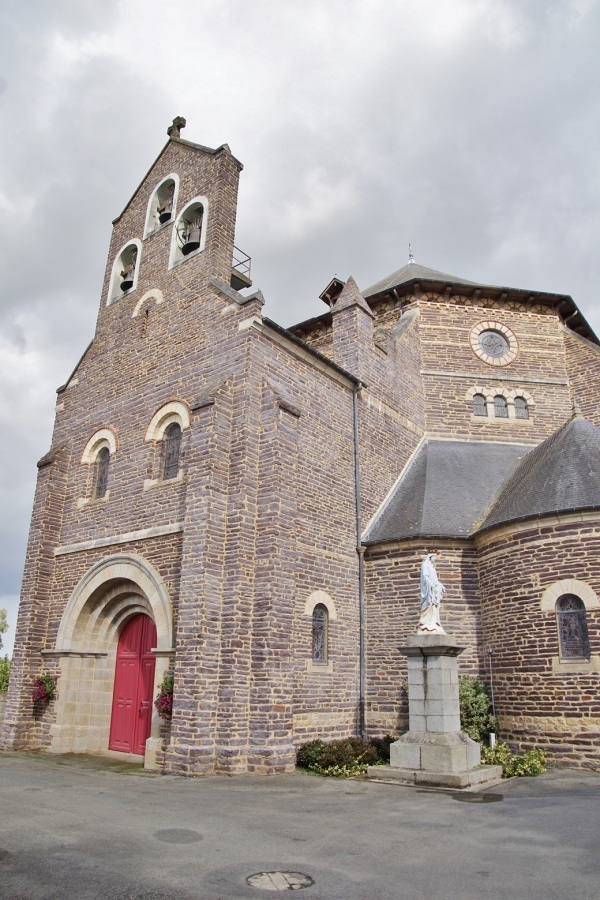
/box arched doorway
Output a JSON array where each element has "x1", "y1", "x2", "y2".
[
  {"x1": 109, "y1": 614, "x2": 157, "y2": 754},
  {"x1": 49, "y1": 554, "x2": 173, "y2": 765}
]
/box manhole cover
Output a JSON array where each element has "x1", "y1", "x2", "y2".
[
  {"x1": 153, "y1": 828, "x2": 203, "y2": 843},
  {"x1": 451, "y1": 793, "x2": 503, "y2": 803},
  {"x1": 246, "y1": 871, "x2": 314, "y2": 891}
]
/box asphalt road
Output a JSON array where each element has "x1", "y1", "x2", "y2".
[{"x1": 0, "y1": 752, "x2": 598, "y2": 899}]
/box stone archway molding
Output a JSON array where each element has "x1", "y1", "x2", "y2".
[
  {"x1": 55, "y1": 552, "x2": 174, "y2": 651},
  {"x1": 304, "y1": 589, "x2": 337, "y2": 619},
  {"x1": 540, "y1": 578, "x2": 599, "y2": 611}
]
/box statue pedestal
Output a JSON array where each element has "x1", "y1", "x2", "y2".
[{"x1": 367, "y1": 634, "x2": 502, "y2": 789}]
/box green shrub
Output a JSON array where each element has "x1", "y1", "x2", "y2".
[
  {"x1": 459, "y1": 675, "x2": 497, "y2": 742},
  {"x1": 506, "y1": 748, "x2": 547, "y2": 777},
  {"x1": 480, "y1": 741, "x2": 512, "y2": 773},
  {"x1": 296, "y1": 737, "x2": 391, "y2": 777},
  {"x1": 0, "y1": 656, "x2": 11, "y2": 693},
  {"x1": 481, "y1": 742, "x2": 546, "y2": 777}
]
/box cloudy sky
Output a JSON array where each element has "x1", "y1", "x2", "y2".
[{"x1": 1, "y1": 0, "x2": 600, "y2": 655}]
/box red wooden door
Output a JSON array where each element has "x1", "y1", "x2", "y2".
[{"x1": 109, "y1": 613, "x2": 157, "y2": 754}]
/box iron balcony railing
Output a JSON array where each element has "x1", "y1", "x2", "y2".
[{"x1": 232, "y1": 246, "x2": 251, "y2": 281}]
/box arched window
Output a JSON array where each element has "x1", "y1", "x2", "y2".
[
  {"x1": 94, "y1": 447, "x2": 110, "y2": 499},
  {"x1": 169, "y1": 197, "x2": 208, "y2": 268},
  {"x1": 78, "y1": 428, "x2": 117, "y2": 508},
  {"x1": 108, "y1": 240, "x2": 142, "y2": 304},
  {"x1": 473, "y1": 394, "x2": 487, "y2": 417},
  {"x1": 163, "y1": 423, "x2": 182, "y2": 480},
  {"x1": 494, "y1": 395, "x2": 508, "y2": 418},
  {"x1": 144, "y1": 401, "x2": 190, "y2": 490},
  {"x1": 312, "y1": 604, "x2": 328, "y2": 664},
  {"x1": 514, "y1": 396, "x2": 529, "y2": 419},
  {"x1": 556, "y1": 595, "x2": 590, "y2": 660},
  {"x1": 144, "y1": 175, "x2": 180, "y2": 237}
]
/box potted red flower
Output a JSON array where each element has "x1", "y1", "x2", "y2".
[
  {"x1": 154, "y1": 673, "x2": 174, "y2": 721},
  {"x1": 32, "y1": 674, "x2": 57, "y2": 703}
]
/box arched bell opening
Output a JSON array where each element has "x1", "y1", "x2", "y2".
[
  {"x1": 144, "y1": 174, "x2": 180, "y2": 237},
  {"x1": 107, "y1": 239, "x2": 142, "y2": 304},
  {"x1": 178, "y1": 202, "x2": 204, "y2": 256},
  {"x1": 169, "y1": 197, "x2": 208, "y2": 268},
  {"x1": 49, "y1": 555, "x2": 173, "y2": 764}
]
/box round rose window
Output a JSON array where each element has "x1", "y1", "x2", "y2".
[
  {"x1": 470, "y1": 321, "x2": 518, "y2": 366},
  {"x1": 480, "y1": 330, "x2": 509, "y2": 358}
]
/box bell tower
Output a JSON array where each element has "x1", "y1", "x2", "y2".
[{"x1": 96, "y1": 117, "x2": 251, "y2": 330}]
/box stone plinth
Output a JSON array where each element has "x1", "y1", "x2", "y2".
[{"x1": 368, "y1": 634, "x2": 502, "y2": 790}]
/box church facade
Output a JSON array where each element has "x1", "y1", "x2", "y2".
[{"x1": 2, "y1": 122, "x2": 599, "y2": 773}]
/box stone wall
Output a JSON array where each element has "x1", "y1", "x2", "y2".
[
  {"x1": 1, "y1": 445, "x2": 69, "y2": 750},
  {"x1": 476, "y1": 516, "x2": 600, "y2": 768},
  {"x1": 418, "y1": 295, "x2": 573, "y2": 442},
  {"x1": 563, "y1": 328, "x2": 600, "y2": 427}
]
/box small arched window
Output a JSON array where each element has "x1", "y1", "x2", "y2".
[
  {"x1": 473, "y1": 394, "x2": 487, "y2": 417},
  {"x1": 514, "y1": 396, "x2": 529, "y2": 419},
  {"x1": 494, "y1": 395, "x2": 508, "y2": 418},
  {"x1": 556, "y1": 595, "x2": 590, "y2": 660},
  {"x1": 94, "y1": 447, "x2": 110, "y2": 499},
  {"x1": 312, "y1": 604, "x2": 328, "y2": 664},
  {"x1": 163, "y1": 423, "x2": 182, "y2": 480}
]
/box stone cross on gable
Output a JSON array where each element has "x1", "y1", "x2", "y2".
[{"x1": 167, "y1": 116, "x2": 187, "y2": 139}]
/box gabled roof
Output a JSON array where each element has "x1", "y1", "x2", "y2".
[
  {"x1": 364, "y1": 439, "x2": 532, "y2": 544},
  {"x1": 478, "y1": 416, "x2": 600, "y2": 533}
]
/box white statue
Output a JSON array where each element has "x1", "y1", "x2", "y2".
[{"x1": 418, "y1": 553, "x2": 446, "y2": 634}]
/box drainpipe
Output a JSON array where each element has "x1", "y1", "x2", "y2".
[
  {"x1": 487, "y1": 647, "x2": 496, "y2": 718},
  {"x1": 353, "y1": 384, "x2": 366, "y2": 740}
]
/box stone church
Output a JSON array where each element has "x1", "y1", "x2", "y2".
[{"x1": 2, "y1": 120, "x2": 598, "y2": 773}]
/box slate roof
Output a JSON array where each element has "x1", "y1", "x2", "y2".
[
  {"x1": 479, "y1": 416, "x2": 600, "y2": 532},
  {"x1": 364, "y1": 440, "x2": 532, "y2": 544},
  {"x1": 363, "y1": 261, "x2": 479, "y2": 299}
]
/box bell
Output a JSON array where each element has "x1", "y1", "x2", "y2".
[
  {"x1": 158, "y1": 186, "x2": 175, "y2": 225},
  {"x1": 120, "y1": 251, "x2": 137, "y2": 291},
  {"x1": 182, "y1": 226, "x2": 201, "y2": 255}
]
